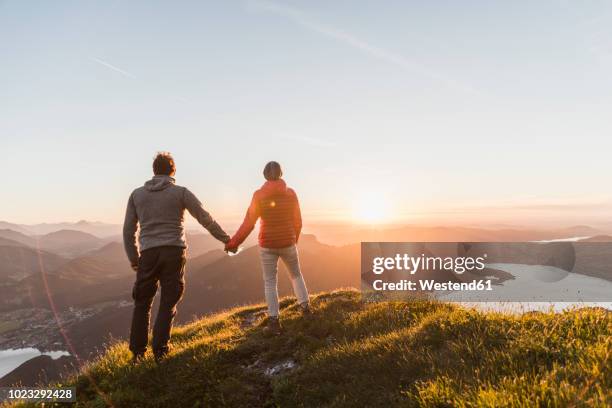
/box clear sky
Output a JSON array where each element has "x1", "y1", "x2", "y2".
[{"x1": 1, "y1": 0, "x2": 611, "y2": 227}]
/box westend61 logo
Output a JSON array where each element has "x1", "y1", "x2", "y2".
[
  {"x1": 372, "y1": 253, "x2": 487, "y2": 275},
  {"x1": 361, "y1": 242, "x2": 612, "y2": 302}
]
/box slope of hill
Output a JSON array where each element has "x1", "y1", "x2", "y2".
[
  {"x1": 0, "y1": 245, "x2": 66, "y2": 283},
  {"x1": 0, "y1": 230, "x2": 35, "y2": 247},
  {"x1": 36, "y1": 230, "x2": 105, "y2": 258},
  {"x1": 9, "y1": 291, "x2": 610, "y2": 407},
  {"x1": 1, "y1": 243, "x2": 134, "y2": 311},
  {"x1": 53, "y1": 242, "x2": 134, "y2": 283},
  {"x1": 0, "y1": 238, "x2": 29, "y2": 247}
]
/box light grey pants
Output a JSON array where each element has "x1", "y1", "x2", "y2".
[{"x1": 259, "y1": 245, "x2": 309, "y2": 317}]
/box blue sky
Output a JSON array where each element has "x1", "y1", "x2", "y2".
[{"x1": 1, "y1": 0, "x2": 611, "y2": 227}]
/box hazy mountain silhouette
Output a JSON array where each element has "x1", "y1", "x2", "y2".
[
  {"x1": 0, "y1": 221, "x2": 121, "y2": 238},
  {"x1": 0, "y1": 355, "x2": 75, "y2": 387},
  {"x1": 0, "y1": 228, "x2": 107, "y2": 258},
  {"x1": 0, "y1": 225, "x2": 604, "y2": 313},
  {"x1": 187, "y1": 249, "x2": 226, "y2": 271},
  {"x1": 0, "y1": 222, "x2": 31, "y2": 234},
  {"x1": 307, "y1": 224, "x2": 602, "y2": 245},
  {"x1": 6, "y1": 245, "x2": 135, "y2": 311},
  {"x1": 181, "y1": 233, "x2": 257, "y2": 258},
  {"x1": 0, "y1": 242, "x2": 229, "y2": 313},
  {"x1": 35, "y1": 230, "x2": 105, "y2": 258},
  {"x1": 0, "y1": 244, "x2": 66, "y2": 283},
  {"x1": 0, "y1": 229, "x2": 36, "y2": 247},
  {"x1": 0, "y1": 237, "x2": 29, "y2": 247}
]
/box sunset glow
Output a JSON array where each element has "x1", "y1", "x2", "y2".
[{"x1": 351, "y1": 192, "x2": 392, "y2": 224}]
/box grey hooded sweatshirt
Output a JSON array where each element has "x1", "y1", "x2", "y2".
[{"x1": 123, "y1": 175, "x2": 230, "y2": 265}]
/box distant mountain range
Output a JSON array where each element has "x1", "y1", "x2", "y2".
[
  {"x1": 0, "y1": 221, "x2": 609, "y2": 387},
  {"x1": 0, "y1": 223, "x2": 607, "y2": 312},
  {"x1": 0, "y1": 229, "x2": 106, "y2": 258},
  {"x1": 0, "y1": 220, "x2": 122, "y2": 238},
  {"x1": 309, "y1": 224, "x2": 605, "y2": 245},
  {"x1": 2, "y1": 220, "x2": 608, "y2": 245}
]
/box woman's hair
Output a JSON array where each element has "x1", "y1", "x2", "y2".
[
  {"x1": 263, "y1": 161, "x2": 283, "y2": 181},
  {"x1": 153, "y1": 152, "x2": 176, "y2": 176}
]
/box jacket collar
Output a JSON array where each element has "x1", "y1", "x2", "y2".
[{"x1": 261, "y1": 179, "x2": 287, "y2": 193}]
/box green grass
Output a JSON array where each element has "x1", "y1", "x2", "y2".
[{"x1": 6, "y1": 290, "x2": 611, "y2": 407}]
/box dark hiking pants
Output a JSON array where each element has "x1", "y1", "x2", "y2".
[{"x1": 129, "y1": 246, "x2": 186, "y2": 357}]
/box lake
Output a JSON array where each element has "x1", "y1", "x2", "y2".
[{"x1": 438, "y1": 262, "x2": 612, "y2": 313}]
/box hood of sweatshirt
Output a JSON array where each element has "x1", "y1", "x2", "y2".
[
  {"x1": 260, "y1": 179, "x2": 288, "y2": 194},
  {"x1": 145, "y1": 175, "x2": 176, "y2": 192}
]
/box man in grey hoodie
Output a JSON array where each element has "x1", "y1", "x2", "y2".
[{"x1": 123, "y1": 152, "x2": 230, "y2": 362}]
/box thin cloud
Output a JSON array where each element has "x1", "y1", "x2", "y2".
[
  {"x1": 248, "y1": 0, "x2": 481, "y2": 95},
  {"x1": 90, "y1": 57, "x2": 136, "y2": 79}
]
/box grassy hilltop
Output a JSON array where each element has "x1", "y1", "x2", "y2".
[{"x1": 7, "y1": 290, "x2": 611, "y2": 407}]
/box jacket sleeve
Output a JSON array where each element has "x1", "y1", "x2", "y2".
[
  {"x1": 229, "y1": 192, "x2": 260, "y2": 247},
  {"x1": 184, "y1": 188, "x2": 230, "y2": 243},
  {"x1": 122, "y1": 192, "x2": 139, "y2": 265},
  {"x1": 291, "y1": 189, "x2": 302, "y2": 243}
]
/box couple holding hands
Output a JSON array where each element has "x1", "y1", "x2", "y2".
[{"x1": 123, "y1": 153, "x2": 310, "y2": 363}]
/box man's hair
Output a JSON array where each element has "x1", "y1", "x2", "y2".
[
  {"x1": 263, "y1": 161, "x2": 283, "y2": 181},
  {"x1": 153, "y1": 152, "x2": 176, "y2": 176}
]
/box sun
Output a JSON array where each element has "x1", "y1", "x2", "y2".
[{"x1": 351, "y1": 191, "x2": 392, "y2": 224}]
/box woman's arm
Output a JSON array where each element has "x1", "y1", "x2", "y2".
[
  {"x1": 227, "y1": 192, "x2": 260, "y2": 249},
  {"x1": 291, "y1": 189, "x2": 302, "y2": 243}
]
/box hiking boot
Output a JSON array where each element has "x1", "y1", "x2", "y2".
[
  {"x1": 154, "y1": 350, "x2": 168, "y2": 364},
  {"x1": 263, "y1": 316, "x2": 283, "y2": 335},
  {"x1": 131, "y1": 353, "x2": 145, "y2": 365},
  {"x1": 300, "y1": 303, "x2": 312, "y2": 317}
]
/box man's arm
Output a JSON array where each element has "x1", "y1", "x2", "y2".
[
  {"x1": 291, "y1": 189, "x2": 302, "y2": 243},
  {"x1": 227, "y1": 192, "x2": 260, "y2": 249},
  {"x1": 123, "y1": 192, "x2": 139, "y2": 268},
  {"x1": 184, "y1": 188, "x2": 230, "y2": 243}
]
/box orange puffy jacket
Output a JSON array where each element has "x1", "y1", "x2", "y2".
[{"x1": 228, "y1": 179, "x2": 302, "y2": 249}]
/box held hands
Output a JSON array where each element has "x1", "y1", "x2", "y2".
[{"x1": 224, "y1": 239, "x2": 238, "y2": 254}]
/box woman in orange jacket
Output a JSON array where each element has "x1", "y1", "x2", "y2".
[{"x1": 225, "y1": 161, "x2": 310, "y2": 334}]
